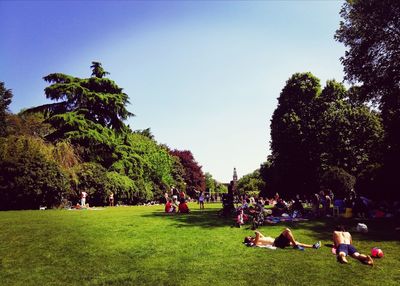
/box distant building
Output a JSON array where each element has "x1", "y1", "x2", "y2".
[
  {"x1": 233, "y1": 167, "x2": 238, "y2": 184},
  {"x1": 223, "y1": 167, "x2": 239, "y2": 194}
]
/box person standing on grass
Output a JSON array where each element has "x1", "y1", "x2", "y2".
[
  {"x1": 81, "y1": 191, "x2": 88, "y2": 207},
  {"x1": 333, "y1": 225, "x2": 373, "y2": 266},
  {"x1": 109, "y1": 192, "x2": 114, "y2": 207},
  {"x1": 244, "y1": 228, "x2": 321, "y2": 250},
  {"x1": 199, "y1": 191, "x2": 205, "y2": 210}
]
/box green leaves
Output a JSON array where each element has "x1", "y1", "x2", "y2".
[
  {"x1": 0, "y1": 136, "x2": 70, "y2": 210},
  {"x1": 269, "y1": 73, "x2": 383, "y2": 198},
  {"x1": 5, "y1": 63, "x2": 206, "y2": 206}
]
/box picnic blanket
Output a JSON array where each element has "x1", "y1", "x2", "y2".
[{"x1": 264, "y1": 216, "x2": 309, "y2": 224}]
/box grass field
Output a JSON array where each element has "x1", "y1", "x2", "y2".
[{"x1": 0, "y1": 203, "x2": 399, "y2": 286}]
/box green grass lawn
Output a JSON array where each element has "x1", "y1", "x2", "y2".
[{"x1": 0, "y1": 203, "x2": 399, "y2": 286}]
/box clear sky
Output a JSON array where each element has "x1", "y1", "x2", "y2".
[{"x1": 0, "y1": 0, "x2": 346, "y2": 183}]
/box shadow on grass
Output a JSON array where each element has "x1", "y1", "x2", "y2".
[
  {"x1": 144, "y1": 208, "x2": 400, "y2": 242},
  {"x1": 142, "y1": 208, "x2": 234, "y2": 228},
  {"x1": 276, "y1": 217, "x2": 400, "y2": 243}
]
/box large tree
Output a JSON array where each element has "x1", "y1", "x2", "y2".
[
  {"x1": 25, "y1": 62, "x2": 133, "y2": 166},
  {"x1": 269, "y1": 72, "x2": 322, "y2": 197},
  {"x1": 335, "y1": 0, "x2": 400, "y2": 198},
  {"x1": 236, "y1": 169, "x2": 265, "y2": 196},
  {"x1": 316, "y1": 80, "x2": 383, "y2": 176},
  {"x1": 0, "y1": 82, "x2": 13, "y2": 137},
  {"x1": 269, "y1": 73, "x2": 383, "y2": 198},
  {"x1": 169, "y1": 149, "x2": 205, "y2": 197}
]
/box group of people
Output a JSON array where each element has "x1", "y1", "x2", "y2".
[
  {"x1": 164, "y1": 186, "x2": 190, "y2": 213},
  {"x1": 244, "y1": 225, "x2": 374, "y2": 266},
  {"x1": 165, "y1": 198, "x2": 190, "y2": 213},
  {"x1": 76, "y1": 191, "x2": 115, "y2": 208},
  {"x1": 164, "y1": 186, "x2": 212, "y2": 213}
]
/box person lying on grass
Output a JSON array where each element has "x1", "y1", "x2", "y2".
[
  {"x1": 244, "y1": 228, "x2": 320, "y2": 250},
  {"x1": 333, "y1": 225, "x2": 373, "y2": 266}
]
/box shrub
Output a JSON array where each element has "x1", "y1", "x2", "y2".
[
  {"x1": 0, "y1": 136, "x2": 69, "y2": 210},
  {"x1": 73, "y1": 162, "x2": 109, "y2": 206}
]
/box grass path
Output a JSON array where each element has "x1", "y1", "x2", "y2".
[{"x1": 0, "y1": 203, "x2": 399, "y2": 285}]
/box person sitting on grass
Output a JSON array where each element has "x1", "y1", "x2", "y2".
[
  {"x1": 244, "y1": 228, "x2": 321, "y2": 250},
  {"x1": 333, "y1": 225, "x2": 373, "y2": 266},
  {"x1": 272, "y1": 198, "x2": 288, "y2": 216},
  {"x1": 178, "y1": 198, "x2": 190, "y2": 213},
  {"x1": 165, "y1": 199, "x2": 176, "y2": 213}
]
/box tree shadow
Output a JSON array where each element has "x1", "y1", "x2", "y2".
[
  {"x1": 143, "y1": 208, "x2": 400, "y2": 243},
  {"x1": 277, "y1": 217, "x2": 400, "y2": 243},
  {"x1": 142, "y1": 208, "x2": 234, "y2": 228}
]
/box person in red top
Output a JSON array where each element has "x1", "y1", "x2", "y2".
[
  {"x1": 178, "y1": 198, "x2": 190, "y2": 213},
  {"x1": 165, "y1": 199, "x2": 175, "y2": 213}
]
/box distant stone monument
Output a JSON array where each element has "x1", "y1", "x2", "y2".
[{"x1": 230, "y1": 167, "x2": 238, "y2": 194}]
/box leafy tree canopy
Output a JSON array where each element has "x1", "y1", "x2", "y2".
[
  {"x1": 236, "y1": 170, "x2": 265, "y2": 196},
  {"x1": 269, "y1": 73, "x2": 383, "y2": 198},
  {"x1": 169, "y1": 149, "x2": 205, "y2": 197},
  {"x1": 0, "y1": 82, "x2": 13, "y2": 137},
  {"x1": 335, "y1": 0, "x2": 400, "y2": 198},
  {"x1": 25, "y1": 62, "x2": 133, "y2": 141}
]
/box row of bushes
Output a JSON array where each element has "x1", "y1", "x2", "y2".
[{"x1": 0, "y1": 136, "x2": 169, "y2": 210}]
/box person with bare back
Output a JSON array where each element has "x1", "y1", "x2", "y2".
[
  {"x1": 333, "y1": 225, "x2": 373, "y2": 266},
  {"x1": 244, "y1": 228, "x2": 320, "y2": 250}
]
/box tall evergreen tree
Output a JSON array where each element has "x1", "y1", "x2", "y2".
[{"x1": 25, "y1": 62, "x2": 133, "y2": 166}]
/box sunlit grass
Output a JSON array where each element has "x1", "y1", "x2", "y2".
[{"x1": 0, "y1": 203, "x2": 399, "y2": 286}]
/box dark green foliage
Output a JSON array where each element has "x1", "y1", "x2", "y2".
[
  {"x1": 268, "y1": 73, "x2": 383, "y2": 199},
  {"x1": 335, "y1": 0, "x2": 400, "y2": 100},
  {"x1": 2, "y1": 63, "x2": 214, "y2": 207},
  {"x1": 5, "y1": 111, "x2": 53, "y2": 138},
  {"x1": 335, "y1": 0, "x2": 400, "y2": 198},
  {"x1": 105, "y1": 171, "x2": 136, "y2": 204},
  {"x1": 270, "y1": 73, "x2": 322, "y2": 197},
  {"x1": 316, "y1": 81, "x2": 383, "y2": 175},
  {"x1": 72, "y1": 162, "x2": 154, "y2": 206},
  {"x1": 355, "y1": 164, "x2": 384, "y2": 200},
  {"x1": 0, "y1": 82, "x2": 13, "y2": 137},
  {"x1": 110, "y1": 133, "x2": 177, "y2": 201},
  {"x1": 236, "y1": 169, "x2": 265, "y2": 196},
  {"x1": 73, "y1": 162, "x2": 110, "y2": 206},
  {"x1": 205, "y1": 172, "x2": 226, "y2": 194},
  {"x1": 205, "y1": 172, "x2": 216, "y2": 193},
  {"x1": 91, "y1": 61, "x2": 110, "y2": 78},
  {"x1": 24, "y1": 63, "x2": 133, "y2": 146},
  {"x1": 0, "y1": 136, "x2": 69, "y2": 210},
  {"x1": 133, "y1": 127, "x2": 154, "y2": 140},
  {"x1": 320, "y1": 166, "x2": 356, "y2": 199}
]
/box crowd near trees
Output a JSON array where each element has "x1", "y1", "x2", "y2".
[{"x1": 0, "y1": 63, "x2": 212, "y2": 210}]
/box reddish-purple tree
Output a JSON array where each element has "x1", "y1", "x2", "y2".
[{"x1": 169, "y1": 149, "x2": 205, "y2": 198}]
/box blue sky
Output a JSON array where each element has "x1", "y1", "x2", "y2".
[{"x1": 0, "y1": 0, "x2": 346, "y2": 183}]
